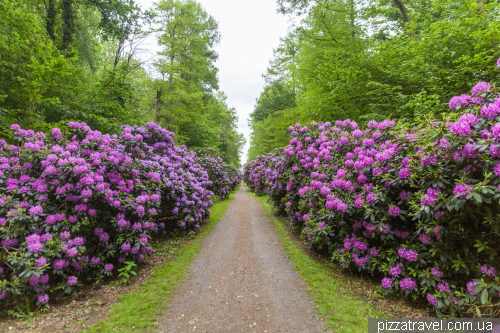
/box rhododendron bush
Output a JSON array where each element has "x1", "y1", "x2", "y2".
[
  {"x1": 243, "y1": 155, "x2": 272, "y2": 196},
  {"x1": 0, "y1": 122, "x2": 214, "y2": 307},
  {"x1": 245, "y1": 77, "x2": 500, "y2": 316},
  {"x1": 194, "y1": 148, "x2": 233, "y2": 199},
  {"x1": 225, "y1": 164, "x2": 242, "y2": 192}
]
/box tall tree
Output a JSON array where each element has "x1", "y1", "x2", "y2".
[{"x1": 152, "y1": 0, "x2": 220, "y2": 136}]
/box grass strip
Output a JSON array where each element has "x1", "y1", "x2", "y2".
[
  {"x1": 82, "y1": 189, "x2": 238, "y2": 333},
  {"x1": 248, "y1": 191, "x2": 385, "y2": 333}
]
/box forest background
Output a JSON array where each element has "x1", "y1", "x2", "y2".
[
  {"x1": 2, "y1": 0, "x2": 500, "y2": 166},
  {"x1": 248, "y1": 0, "x2": 500, "y2": 161},
  {"x1": 0, "y1": 0, "x2": 245, "y2": 167}
]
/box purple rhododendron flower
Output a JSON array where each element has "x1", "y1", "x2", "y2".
[
  {"x1": 29, "y1": 205, "x2": 43, "y2": 216},
  {"x1": 471, "y1": 81, "x2": 491, "y2": 95},
  {"x1": 67, "y1": 276, "x2": 78, "y2": 286},
  {"x1": 481, "y1": 103, "x2": 500, "y2": 120},
  {"x1": 454, "y1": 183, "x2": 472, "y2": 199},
  {"x1": 400, "y1": 277, "x2": 416, "y2": 290},
  {"x1": 39, "y1": 274, "x2": 49, "y2": 284},
  {"x1": 388, "y1": 205, "x2": 401, "y2": 217},
  {"x1": 36, "y1": 256, "x2": 47, "y2": 268},
  {"x1": 404, "y1": 249, "x2": 418, "y2": 262},
  {"x1": 437, "y1": 281, "x2": 450, "y2": 293},
  {"x1": 389, "y1": 266, "x2": 401, "y2": 277},
  {"x1": 426, "y1": 293, "x2": 438, "y2": 306},
  {"x1": 419, "y1": 233, "x2": 431, "y2": 245},
  {"x1": 381, "y1": 277, "x2": 392, "y2": 289},
  {"x1": 467, "y1": 281, "x2": 480, "y2": 296},
  {"x1": 53, "y1": 259, "x2": 67, "y2": 270},
  {"x1": 28, "y1": 242, "x2": 43, "y2": 253},
  {"x1": 38, "y1": 294, "x2": 49, "y2": 304},
  {"x1": 121, "y1": 242, "x2": 131, "y2": 252},
  {"x1": 29, "y1": 275, "x2": 39, "y2": 286},
  {"x1": 431, "y1": 266, "x2": 443, "y2": 278},
  {"x1": 67, "y1": 247, "x2": 78, "y2": 258},
  {"x1": 366, "y1": 193, "x2": 376, "y2": 203},
  {"x1": 398, "y1": 167, "x2": 412, "y2": 179}
]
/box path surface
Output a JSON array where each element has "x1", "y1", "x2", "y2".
[{"x1": 157, "y1": 184, "x2": 330, "y2": 333}]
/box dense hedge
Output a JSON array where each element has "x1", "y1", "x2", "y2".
[
  {"x1": 194, "y1": 148, "x2": 239, "y2": 199},
  {"x1": 243, "y1": 155, "x2": 270, "y2": 196},
  {"x1": 225, "y1": 164, "x2": 242, "y2": 192},
  {"x1": 245, "y1": 77, "x2": 500, "y2": 316},
  {"x1": 0, "y1": 122, "x2": 214, "y2": 307}
]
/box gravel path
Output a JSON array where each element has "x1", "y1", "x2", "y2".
[{"x1": 157, "y1": 184, "x2": 331, "y2": 333}]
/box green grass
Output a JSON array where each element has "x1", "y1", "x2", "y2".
[
  {"x1": 248, "y1": 191, "x2": 385, "y2": 333},
  {"x1": 81, "y1": 189, "x2": 238, "y2": 333}
]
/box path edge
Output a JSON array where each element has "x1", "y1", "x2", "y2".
[
  {"x1": 248, "y1": 190, "x2": 386, "y2": 333},
  {"x1": 80, "y1": 186, "x2": 240, "y2": 333}
]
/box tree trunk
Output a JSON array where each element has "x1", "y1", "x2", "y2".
[
  {"x1": 62, "y1": 0, "x2": 74, "y2": 51},
  {"x1": 155, "y1": 87, "x2": 163, "y2": 124},
  {"x1": 393, "y1": 0, "x2": 410, "y2": 24},
  {"x1": 114, "y1": 42, "x2": 124, "y2": 68},
  {"x1": 476, "y1": 0, "x2": 486, "y2": 15},
  {"x1": 350, "y1": 0, "x2": 355, "y2": 40},
  {"x1": 46, "y1": 0, "x2": 56, "y2": 42}
]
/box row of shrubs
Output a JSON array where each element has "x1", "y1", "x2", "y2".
[
  {"x1": 0, "y1": 122, "x2": 238, "y2": 307},
  {"x1": 244, "y1": 63, "x2": 500, "y2": 317},
  {"x1": 194, "y1": 148, "x2": 242, "y2": 199}
]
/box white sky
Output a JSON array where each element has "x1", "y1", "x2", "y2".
[{"x1": 135, "y1": 0, "x2": 291, "y2": 165}]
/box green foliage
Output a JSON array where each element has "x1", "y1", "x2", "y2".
[
  {"x1": 248, "y1": 109, "x2": 295, "y2": 161},
  {"x1": 151, "y1": 0, "x2": 219, "y2": 133},
  {"x1": 0, "y1": 0, "x2": 78, "y2": 139},
  {"x1": 7, "y1": 298, "x2": 47, "y2": 328},
  {"x1": 0, "y1": 0, "x2": 244, "y2": 164},
  {"x1": 148, "y1": 0, "x2": 244, "y2": 165},
  {"x1": 117, "y1": 261, "x2": 138, "y2": 284},
  {"x1": 248, "y1": 0, "x2": 500, "y2": 159},
  {"x1": 250, "y1": 81, "x2": 297, "y2": 123},
  {"x1": 247, "y1": 80, "x2": 298, "y2": 160}
]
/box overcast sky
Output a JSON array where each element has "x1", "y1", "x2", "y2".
[{"x1": 135, "y1": 0, "x2": 290, "y2": 165}]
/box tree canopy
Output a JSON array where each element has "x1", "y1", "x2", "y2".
[{"x1": 247, "y1": 0, "x2": 500, "y2": 161}]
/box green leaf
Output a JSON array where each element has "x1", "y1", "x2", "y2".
[
  {"x1": 472, "y1": 192, "x2": 482, "y2": 203},
  {"x1": 480, "y1": 288, "x2": 488, "y2": 304}
]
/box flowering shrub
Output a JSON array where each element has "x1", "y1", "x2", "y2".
[
  {"x1": 0, "y1": 122, "x2": 213, "y2": 307},
  {"x1": 225, "y1": 164, "x2": 242, "y2": 191},
  {"x1": 243, "y1": 154, "x2": 272, "y2": 195},
  {"x1": 245, "y1": 61, "x2": 500, "y2": 316},
  {"x1": 194, "y1": 148, "x2": 233, "y2": 199}
]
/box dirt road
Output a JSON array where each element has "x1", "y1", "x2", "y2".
[{"x1": 157, "y1": 184, "x2": 330, "y2": 333}]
